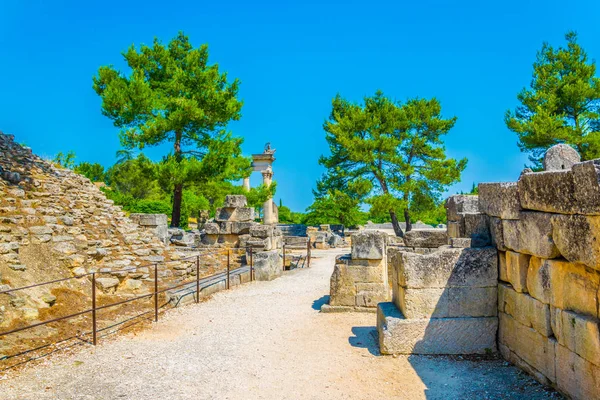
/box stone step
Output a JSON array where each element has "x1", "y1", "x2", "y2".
[{"x1": 377, "y1": 302, "x2": 498, "y2": 355}]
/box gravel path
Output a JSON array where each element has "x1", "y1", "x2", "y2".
[{"x1": 0, "y1": 249, "x2": 561, "y2": 399}]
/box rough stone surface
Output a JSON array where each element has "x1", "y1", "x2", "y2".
[
  {"x1": 478, "y1": 182, "x2": 521, "y2": 220},
  {"x1": 252, "y1": 250, "x2": 281, "y2": 281},
  {"x1": 552, "y1": 308, "x2": 600, "y2": 367},
  {"x1": 501, "y1": 251, "x2": 530, "y2": 293},
  {"x1": 518, "y1": 170, "x2": 577, "y2": 214},
  {"x1": 555, "y1": 343, "x2": 600, "y2": 400},
  {"x1": 350, "y1": 231, "x2": 387, "y2": 260},
  {"x1": 543, "y1": 144, "x2": 580, "y2": 171},
  {"x1": 398, "y1": 286, "x2": 497, "y2": 319},
  {"x1": 489, "y1": 217, "x2": 507, "y2": 251},
  {"x1": 502, "y1": 212, "x2": 560, "y2": 258},
  {"x1": 223, "y1": 195, "x2": 247, "y2": 208},
  {"x1": 377, "y1": 302, "x2": 498, "y2": 355},
  {"x1": 403, "y1": 229, "x2": 447, "y2": 248},
  {"x1": 445, "y1": 195, "x2": 480, "y2": 221},
  {"x1": 328, "y1": 262, "x2": 356, "y2": 306},
  {"x1": 552, "y1": 214, "x2": 600, "y2": 271},
  {"x1": 395, "y1": 247, "x2": 498, "y2": 289},
  {"x1": 498, "y1": 283, "x2": 552, "y2": 337}
]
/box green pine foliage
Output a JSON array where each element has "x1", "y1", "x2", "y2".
[{"x1": 506, "y1": 32, "x2": 600, "y2": 168}]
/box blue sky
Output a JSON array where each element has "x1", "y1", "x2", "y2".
[{"x1": 1, "y1": 0, "x2": 599, "y2": 212}]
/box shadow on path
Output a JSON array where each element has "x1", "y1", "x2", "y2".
[
  {"x1": 312, "y1": 295, "x2": 329, "y2": 311},
  {"x1": 348, "y1": 326, "x2": 380, "y2": 356}
]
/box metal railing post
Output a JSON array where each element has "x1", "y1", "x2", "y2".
[
  {"x1": 307, "y1": 239, "x2": 311, "y2": 268},
  {"x1": 91, "y1": 273, "x2": 97, "y2": 346},
  {"x1": 226, "y1": 249, "x2": 230, "y2": 290},
  {"x1": 249, "y1": 247, "x2": 253, "y2": 281},
  {"x1": 196, "y1": 255, "x2": 200, "y2": 304},
  {"x1": 283, "y1": 244, "x2": 286, "y2": 271},
  {"x1": 154, "y1": 264, "x2": 158, "y2": 322}
]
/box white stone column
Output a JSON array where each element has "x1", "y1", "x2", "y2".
[
  {"x1": 243, "y1": 176, "x2": 250, "y2": 192},
  {"x1": 262, "y1": 167, "x2": 275, "y2": 224}
]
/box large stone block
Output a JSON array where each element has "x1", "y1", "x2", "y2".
[
  {"x1": 215, "y1": 207, "x2": 255, "y2": 222},
  {"x1": 129, "y1": 213, "x2": 167, "y2": 227},
  {"x1": 351, "y1": 230, "x2": 387, "y2": 260},
  {"x1": 498, "y1": 283, "x2": 552, "y2": 337},
  {"x1": 498, "y1": 312, "x2": 556, "y2": 382},
  {"x1": 462, "y1": 213, "x2": 490, "y2": 243},
  {"x1": 502, "y1": 251, "x2": 530, "y2": 292},
  {"x1": 555, "y1": 343, "x2": 600, "y2": 400},
  {"x1": 518, "y1": 170, "x2": 576, "y2": 214},
  {"x1": 478, "y1": 182, "x2": 521, "y2": 220},
  {"x1": 397, "y1": 287, "x2": 496, "y2": 319},
  {"x1": 203, "y1": 222, "x2": 219, "y2": 235},
  {"x1": 252, "y1": 250, "x2": 281, "y2": 281},
  {"x1": 395, "y1": 247, "x2": 497, "y2": 289},
  {"x1": 249, "y1": 224, "x2": 274, "y2": 239},
  {"x1": 223, "y1": 195, "x2": 247, "y2": 208},
  {"x1": 552, "y1": 214, "x2": 600, "y2": 271},
  {"x1": 377, "y1": 302, "x2": 498, "y2": 355},
  {"x1": 445, "y1": 195, "x2": 480, "y2": 221},
  {"x1": 231, "y1": 221, "x2": 254, "y2": 235},
  {"x1": 502, "y1": 211, "x2": 560, "y2": 258},
  {"x1": 403, "y1": 229, "x2": 447, "y2": 248},
  {"x1": 528, "y1": 257, "x2": 600, "y2": 318},
  {"x1": 552, "y1": 308, "x2": 600, "y2": 366},
  {"x1": 329, "y1": 262, "x2": 356, "y2": 306},
  {"x1": 572, "y1": 160, "x2": 600, "y2": 215},
  {"x1": 447, "y1": 221, "x2": 463, "y2": 238},
  {"x1": 489, "y1": 217, "x2": 507, "y2": 251}
]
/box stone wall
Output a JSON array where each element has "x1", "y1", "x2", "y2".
[
  {"x1": 478, "y1": 145, "x2": 600, "y2": 399},
  {"x1": 321, "y1": 231, "x2": 389, "y2": 312}
]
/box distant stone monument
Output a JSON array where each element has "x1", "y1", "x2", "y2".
[{"x1": 244, "y1": 144, "x2": 278, "y2": 225}]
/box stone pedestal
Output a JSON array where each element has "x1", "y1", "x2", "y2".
[{"x1": 130, "y1": 213, "x2": 169, "y2": 244}]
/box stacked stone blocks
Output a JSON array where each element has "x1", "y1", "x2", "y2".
[
  {"x1": 321, "y1": 231, "x2": 390, "y2": 312},
  {"x1": 480, "y1": 145, "x2": 600, "y2": 399}
]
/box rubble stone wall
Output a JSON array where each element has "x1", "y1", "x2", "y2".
[{"x1": 479, "y1": 151, "x2": 600, "y2": 399}]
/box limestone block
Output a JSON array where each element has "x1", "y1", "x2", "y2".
[
  {"x1": 498, "y1": 312, "x2": 556, "y2": 382},
  {"x1": 498, "y1": 283, "x2": 552, "y2": 337},
  {"x1": 544, "y1": 144, "x2": 581, "y2": 171},
  {"x1": 377, "y1": 302, "x2": 498, "y2": 355},
  {"x1": 555, "y1": 344, "x2": 600, "y2": 400},
  {"x1": 502, "y1": 212, "x2": 560, "y2": 258},
  {"x1": 526, "y1": 256, "x2": 552, "y2": 304},
  {"x1": 572, "y1": 160, "x2": 600, "y2": 215},
  {"x1": 224, "y1": 195, "x2": 247, "y2": 208},
  {"x1": 351, "y1": 230, "x2": 387, "y2": 260},
  {"x1": 447, "y1": 221, "x2": 463, "y2": 238},
  {"x1": 252, "y1": 250, "x2": 282, "y2": 281},
  {"x1": 478, "y1": 182, "x2": 521, "y2": 220},
  {"x1": 329, "y1": 262, "x2": 356, "y2": 306},
  {"x1": 215, "y1": 207, "x2": 255, "y2": 222},
  {"x1": 463, "y1": 213, "x2": 490, "y2": 245},
  {"x1": 346, "y1": 264, "x2": 385, "y2": 283},
  {"x1": 447, "y1": 286, "x2": 497, "y2": 318},
  {"x1": 403, "y1": 229, "x2": 447, "y2": 248},
  {"x1": 29, "y1": 225, "x2": 53, "y2": 235},
  {"x1": 552, "y1": 214, "x2": 600, "y2": 271},
  {"x1": 395, "y1": 247, "x2": 497, "y2": 289},
  {"x1": 219, "y1": 221, "x2": 232, "y2": 234},
  {"x1": 489, "y1": 217, "x2": 507, "y2": 251},
  {"x1": 95, "y1": 277, "x2": 120, "y2": 292},
  {"x1": 449, "y1": 238, "x2": 471, "y2": 248},
  {"x1": 397, "y1": 287, "x2": 496, "y2": 319},
  {"x1": 552, "y1": 308, "x2": 600, "y2": 366},
  {"x1": 231, "y1": 221, "x2": 254, "y2": 235},
  {"x1": 445, "y1": 195, "x2": 480, "y2": 222},
  {"x1": 249, "y1": 224, "x2": 274, "y2": 239},
  {"x1": 355, "y1": 287, "x2": 389, "y2": 308},
  {"x1": 129, "y1": 213, "x2": 167, "y2": 227},
  {"x1": 203, "y1": 222, "x2": 219, "y2": 235},
  {"x1": 217, "y1": 234, "x2": 239, "y2": 246},
  {"x1": 504, "y1": 251, "x2": 530, "y2": 292},
  {"x1": 518, "y1": 170, "x2": 576, "y2": 214}
]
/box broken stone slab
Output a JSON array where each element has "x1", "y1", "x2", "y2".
[
  {"x1": 95, "y1": 277, "x2": 120, "y2": 292},
  {"x1": 231, "y1": 221, "x2": 254, "y2": 235},
  {"x1": 498, "y1": 283, "x2": 552, "y2": 337},
  {"x1": 215, "y1": 207, "x2": 255, "y2": 222},
  {"x1": 252, "y1": 250, "x2": 281, "y2": 281},
  {"x1": 543, "y1": 143, "x2": 581, "y2": 171},
  {"x1": 502, "y1": 211, "x2": 560, "y2": 259},
  {"x1": 203, "y1": 222, "x2": 219, "y2": 235},
  {"x1": 445, "y1": 195, "x2": 480, "y2": 222},
  {"x1": 403, "y1": 229, "x2": 447, "y2": 248},
  {"x1": 551, "y1": 214, "x2": 600, "y2": 271},
  {"x1": 394, "y1": 247, "x2": 497, "y2": 289},
  {"x1": 449, "y1": 238, "x2": 471, "y2": 248},
  {"x1": 223, "y1": 195, "x2": 247, "y2": 208},
  {"x1": 518, "y1": 170, "x2": 577, "y2": 215},
  {"x1": 351, "y1": 230, "x2": 387, "y2": 260},
  {"x1": 478, "y1": 182, "x2": 521, "y2": 220},
  {"x1": 377, "y1": 302, "x2": 498, "y2": 355}
]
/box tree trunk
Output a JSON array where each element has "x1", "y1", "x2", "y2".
[
  {"x1": 171, "y1": 132, "x2": 183, "y2": 228},
  {"x1": 390, "y1": 210, "x2": 404, "y2": 238},
  {"x1": 171, "y1": 183, "x2": 183, "y2": 227},
  {"x1": 404, "y1": 208, "x2": 412, "y2": 232}
]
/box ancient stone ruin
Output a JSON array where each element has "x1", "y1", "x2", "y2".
[{"x1": 322, "y1": 231, "x2": 390, "y2": 312}]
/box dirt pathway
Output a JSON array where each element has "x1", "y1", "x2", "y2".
[{"x1": 0, "y1": 249, "x2": 560, "y2": 399}]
